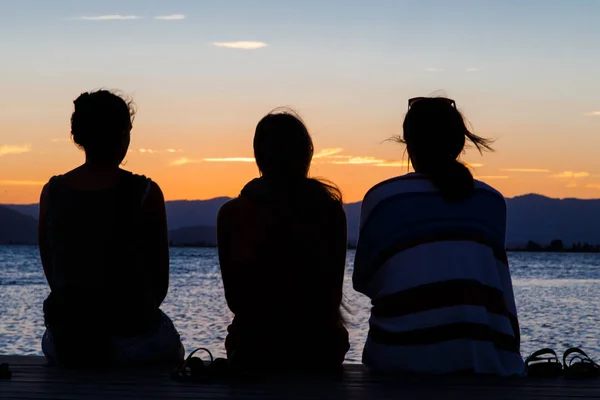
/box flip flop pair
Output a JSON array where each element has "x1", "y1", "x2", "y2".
[
  {"x1": 171, "y1": 348, "x2": 231, "y2": 383},
  {"x1": 563, "y1": 347, "x2": 600, "y2": 379},
  {"x1": 526, "y1": 347, "x2": 599, "y2": 379}
]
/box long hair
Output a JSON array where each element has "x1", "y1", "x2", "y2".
[
  {"x1": 253, "y1": 108, "x2": 342, "y2": 204},
  {"x1": 396, "y1": 98, "x2": 494, "y2": 201}
]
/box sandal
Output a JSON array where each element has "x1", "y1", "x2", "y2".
[
  {"x1": 171, "y1": 348, "x2": 231, "y2": 383},
  {"x1": 563, "y1": 348, "x2": 599, "y2": 379},
  {"x1": 525, "y1": 348, "x2": 563, "y2": 377}
]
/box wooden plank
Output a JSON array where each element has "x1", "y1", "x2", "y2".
[{"x1": 1, "y1": 356, "x2": 599, "y2": 400}]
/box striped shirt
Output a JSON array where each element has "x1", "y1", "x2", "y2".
[{"x1": 353, "y1": 173, "x2": 525, "y2": 376}]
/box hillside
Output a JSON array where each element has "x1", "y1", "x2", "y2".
[
  {"x1": 4, "y1": 194, "x2": 600, "y2": 247},
  {"x1": 0, "y1": 205, "x2": 38, "y2": 244}
]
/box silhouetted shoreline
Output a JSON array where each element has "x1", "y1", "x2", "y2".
[
  {"x1": 168, "y1": 242, "x2": 600, "y2": 253},
  {"x1": 2, "y1": 242, "x2": 599, "y2": 254}
]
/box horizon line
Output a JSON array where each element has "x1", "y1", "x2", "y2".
[{"x1": 2, "y1": 192, "x2": 600, "y2": 206}]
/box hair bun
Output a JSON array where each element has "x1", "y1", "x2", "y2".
[{"x1": 73, "y1": 92, "x2": 92, "y2": 108}]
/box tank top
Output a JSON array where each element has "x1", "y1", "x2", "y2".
[{"x1": 42, "y1": 170, "x2": 159, "y2": 338}]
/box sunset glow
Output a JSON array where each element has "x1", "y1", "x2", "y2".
[{"x1": 1, "y1": 0, "x2": 599, "y2": 204}]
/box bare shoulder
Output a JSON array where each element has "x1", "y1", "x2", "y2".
[
  {"x1": 143, "y1": 180, "x2": 166, "y2": 212},
  {"x1": 40, "y1": 182, "x2": 51, "y2": 202},
  {"x1": 146, "y1": 180, "x2": 164, "y2": 199}
]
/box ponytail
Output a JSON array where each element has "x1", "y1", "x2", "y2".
[
  {"x1": 398, "y1": 96, "x2": 494, "y2": 203},
  {"x1": 427, "y1": 160, "x2": 475, "y2": 202}
]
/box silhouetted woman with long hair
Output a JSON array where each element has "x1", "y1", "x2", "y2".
[
  {"x1": 38, "y1": 90, "x2": 183, "y2": 366},
  {"x1": 353, "y1": 97, "x2": 524, "y2": 375},
  {"x1": 217, "y1": 109, "x2": 350, "y2": 371}
]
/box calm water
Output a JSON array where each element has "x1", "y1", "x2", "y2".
[{"x1": 1, "y1": 246, "x2": 598, "y2": 362}]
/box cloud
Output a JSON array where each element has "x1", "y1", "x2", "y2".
[
  {"x1": 500, "y1": 168, "x2": 550, "y2": 173},
  {"x1": 0, "y1": 145, "x2": 31, "y2": 156},
  {"x1": 172, "y1": 156, "x2": 256, "y2": 166},
  {"x1": 425, "y1": 67, "x2": 444, "y2": 72},
  {"x1": 212, "y1": 41, "x2": 267, "y2": 50},
  {"x1": 566, "y1": 182, "x2": 578, "y2": 188},
  {"x1": 332, "y1": 156, "x2": 385, "y2": 165},
  {"x1": 374, "y1": 161, "x2": 410, "y2": 167},
  {"x1": 137, "y1": 148, "x2": 182, "y2": 154},
  {"x1": 0, "y1": 180, "x2": 45, "y2": 186},
  {"x1": 551, "y1": 171, "x2": 590, "y2": 179},
  {"x1": 74, "y1": 15, "x2": 142, "y2": 20},
  {"x1": 584, "y1": 111, "x2": 600, "y2": 116},
  {"x1": 466, "y1": 68, "x2": 479, "y2": 72},
  {"x1": 204, "y1": 157, "x2": 255, "y2": 162},
  {"x1": 476, "y1": 176, "x2": 509, "y2": 180},
  {"x1": 586, "y1": 184, "x2": 600, "y2": 190},
  {"x1": 467, "y1": 163, "x2": 484, "y2": 168},
  {"x1": 313, "y1": 148, "x2": 343, "y2": 158},
  {"x1": 154, "y1": 14, "x2": 185, "y2": 20},
  {"x1": 170, "y1": 157, "x2": 201, "y2": 166}
]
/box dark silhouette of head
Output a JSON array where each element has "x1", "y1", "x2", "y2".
[
  {"x1": 254, "y1": 109, "x2": 314, "y2": 181},
  {"x1": 252, "y1": 108, "x2": 342, "y2": 204},
  {"x1": 398, "y1": 97, "x2": 494, "y2": 201},
  {"x1": 70, "y1": 90, "x2": 135, "y2": 166}
]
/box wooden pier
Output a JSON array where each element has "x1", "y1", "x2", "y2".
[{"x1": 1, "y1": 355, "x2": 598, "y2": 399}]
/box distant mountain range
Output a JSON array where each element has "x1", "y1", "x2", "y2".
[
  {"x1": 3, "y1": 194, "x2": 600, "y2": 247},
  {"x1": 0, "y1": 205, "x2": 38, "y2": 245}
]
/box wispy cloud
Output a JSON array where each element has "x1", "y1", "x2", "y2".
[
  {"x1": 466, "y1": 68, "x2": 479, "y2": 72},
  {"x1": 171, "y1": 157, "x2": 201, "y2": 166},
  {"x1": 586, "y1": 184, "x2": 600, "y2": 190},
  {"x1": 584, "y1": 111, "x2": 600, "y2": 116},
  {"x1": 212, "y1": 41, "x2": 267, "y2": 50},
  {"x1": 137, "y1": 148, "x2": 182, "y2": 154},
  {"x1": 154, "y1": 14, "x2": 185, "y2": 20},
  {"x1": 476, "y1": 176, "x2": 509, "y2": 180},
  {"x1": 332, "y1": 156, "x2": 385, "y2": 165},
  {"x1": 0, "y1": 145, "x2": 31, "y2": 156},
  {"x1": 425, "y1": 67, "x2": 444, "y2": 72},
  {"x1": 467, "y1": 163, "x2": 484, "y2": 168},
  {"x1": 501, "y1": 168, "x2": 550, "y2": 173},
  {"x1": 51, "y1": 138, "x2": 69, "y2": 143},
  {"x1": 171, "y1": 156, "x2": 256, "y2": 166},
  {"x1": 374, "y1": 161, "x2": 410, "y2": 167},
  {"x1": 0, "y1": 180, "x2": 45, "y2": 186},
  {"x1": 551, "y1": 171, "x2": 590, "y2": 179},
  {"x1": 74, "y1": 15, "x2": 142, "y2": 20},
  {"x1": 566, "y1": 182, "x2": 578, "y2": 188},
  {"x1": 313, "y1": 148, "x2": 343, "y2": 158}
]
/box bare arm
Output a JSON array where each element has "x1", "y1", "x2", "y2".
[
  {"x1": 143, "y1": 181, "x2": 170, "y2": 306},
  {"x1": 217, "y1": 200, "x2": 259, "y2": 314},
  {"x1": 38, "y1": 183, "x2": 52, "y2": 286},
  {"x1": 324, "y1": 203, "x2": 348, "y2": 311}
]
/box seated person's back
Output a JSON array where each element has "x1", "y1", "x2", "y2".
[
  {"x1": 39, "y1": 90, "x2": 183, "y2": 366},
  {"x1": 353, "y1": 97, "x2": 524, "y2": 376},
  {"x1": 217, "y1": 110, "x2": 349, "y2": 370}
]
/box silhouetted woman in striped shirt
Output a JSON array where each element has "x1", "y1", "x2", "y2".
[{"x1": 353, "y1": 97, "x2": 524, "y2": 376}]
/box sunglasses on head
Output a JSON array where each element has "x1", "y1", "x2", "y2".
[{"x1": 408, "y1": 97, "x2": 456, "y2": 110}]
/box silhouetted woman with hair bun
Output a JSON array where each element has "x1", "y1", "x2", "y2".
[
  {"x1": 217, "y1": 109, "x2": 350, "y2": 371},
  {"x1": 38, "y1": 90, "x2": 184, "y2": 366},
  {"x1": 353, "y1": 97, "x2": 524, "y2": 376}
]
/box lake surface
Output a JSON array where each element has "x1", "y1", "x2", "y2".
[{"x1": 1, "y1": 246, "x2": 598, "y2": 362}]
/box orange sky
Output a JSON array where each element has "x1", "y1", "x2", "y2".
[
  {"x1": 1, "y1": 1, "x2": 599, "y2": 204},
  {"x1": 1, "y1": 93, "x2": 599, "y2": 204}
]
